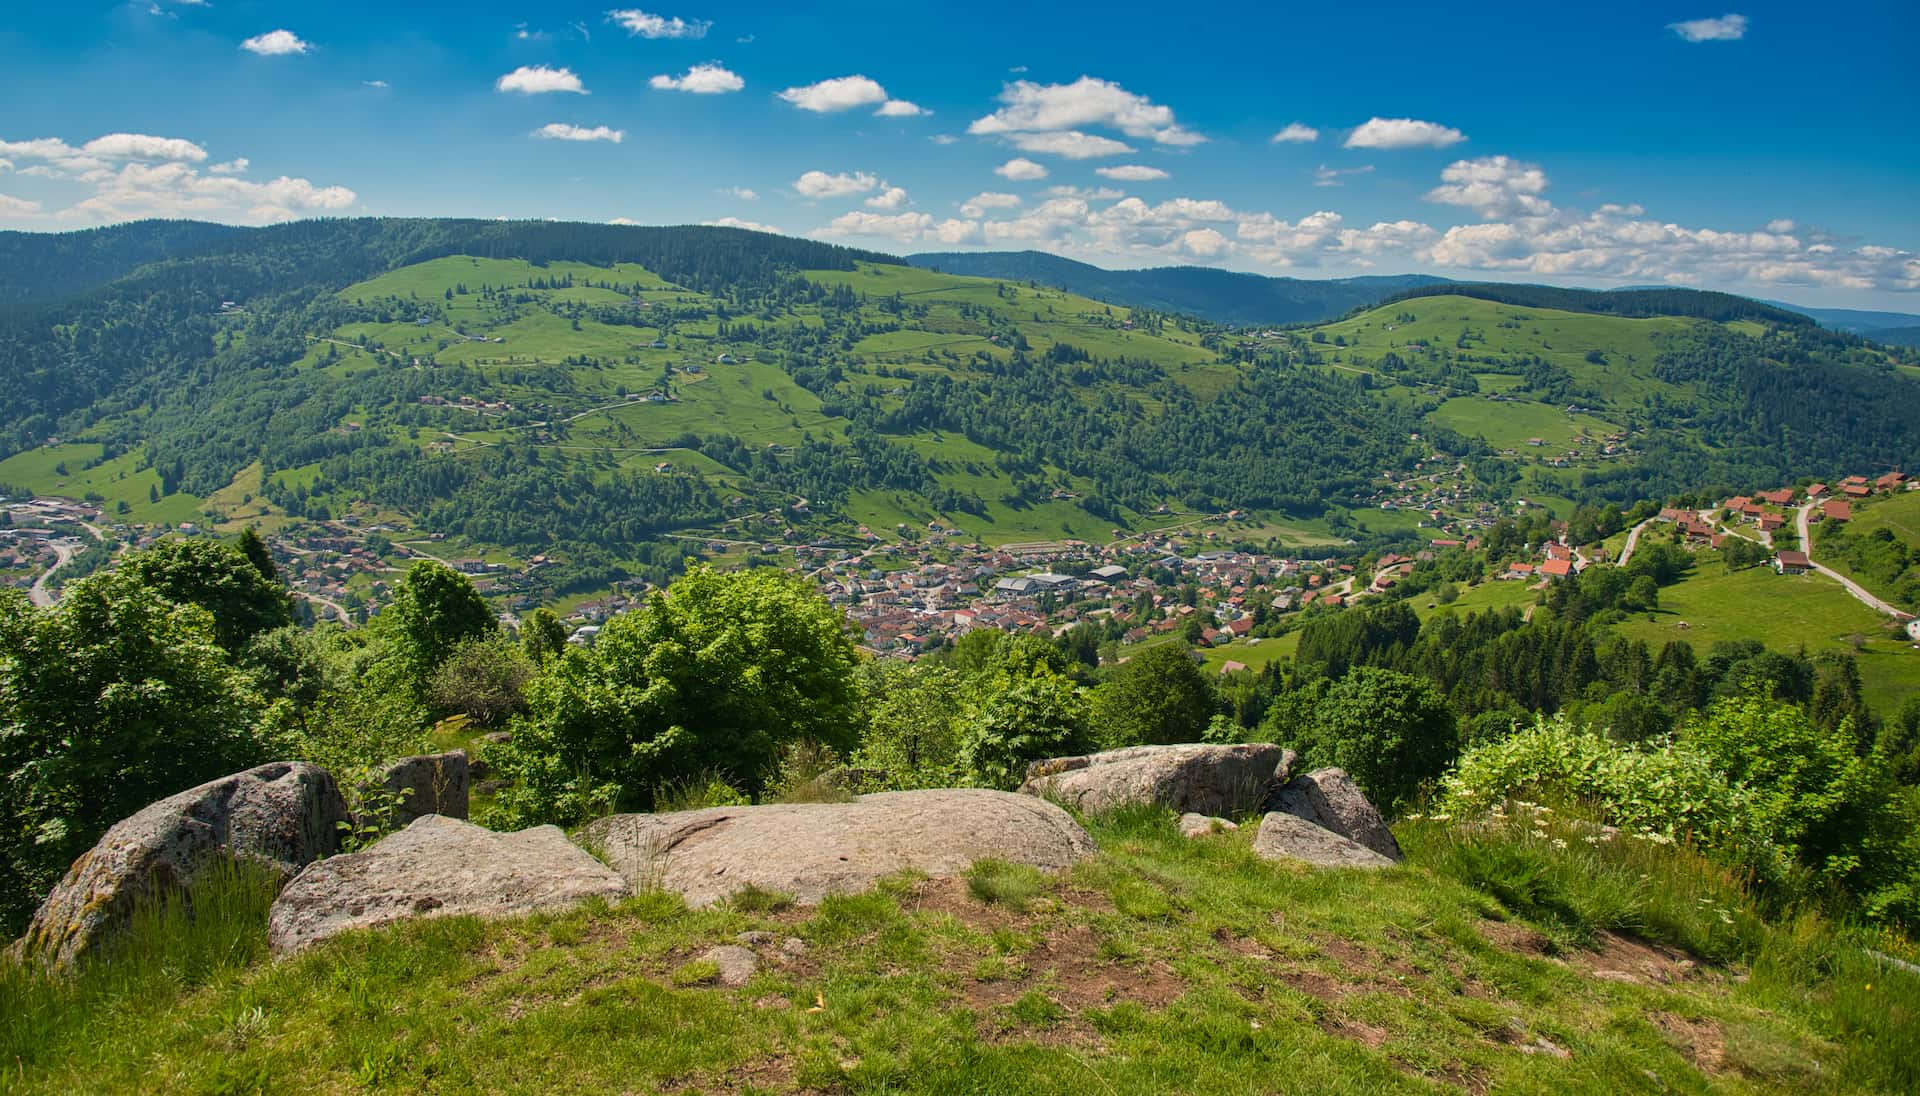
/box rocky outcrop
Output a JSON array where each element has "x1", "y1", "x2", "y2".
[
  {"x1": 1252, "y1": 812, "x2": 1397, "y2": 869},
  {"x1": 266, "y1": 815, "x2": 627, "y2": 956},
  {"x1": 579, "y1": 789, "x2": 1096, "y2": 907},
  {"x1": 17, "y1": 761, "x2": 349, "y2": 967},
  {"x1": 1269, "y1": 767, "x2": 1403, "y2": 862},
  {"x1": 1019, "y1": 743, "x2": 1294, "y2": 817},
  {"x1": 374, "y1": 750, "x2": 469, "y2": 826}
]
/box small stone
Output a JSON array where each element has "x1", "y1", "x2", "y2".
[
  {"x1": 700, "y1": 944, "x2": 759, "y2": 987},
  {"x1": 780, "y1": 936, "x2": 809, "y2": 958},
  {"x1": 736, "y1": 930, "x2": 776, "y2": 946},
  {"x1": 481, "y1": 731, "x2": 512, "y2": 745},
  {"x1": 1520, "y1": 1036, "x2": 1570, "y2": 1059},
  {"x1": 1177, "y1": 812, "x2": 1238, "y2": 839}
]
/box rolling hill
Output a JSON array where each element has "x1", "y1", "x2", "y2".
[
  {"x1": 906, "y1": 250, "x2": 1448, "y2": 326},
  {"x1": 2, "y1": 218, "x2": 1918, "y2": 604}
]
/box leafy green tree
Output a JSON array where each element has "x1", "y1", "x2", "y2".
[
  {"x1": 428, "y1": 635, "x2": 535, "y2": 727},
  {"x1": 117, "y1": 537, "x2": 292, "y2": 654},
  {"x1": 519, "y1": 607, "x2": 568, "y2": 665},
  {"x1": 495, "y1": 566, "x2": 861, "y2": 825},
  {"x1": 236, "y1": 526, "x2": 278, "y2": 584},
  {"x1": 0, "y1": 577, "x2": 267, "y2": 932},
  {"x1": 376, "y1": 561, "x2": 497, "y2": 692},
  {"x1": 1092, "y1": 642, "x2": 1215, "y2": 747},
  {"x1": 957, "y1": 668, "x2": 1092, "y2": 790},
  {"x1": 1285, "y1": 667, "x2": 1457, "y2": 813},
  {"x1": 853, "y1": 661, "x2": 967, "y2": 789}
]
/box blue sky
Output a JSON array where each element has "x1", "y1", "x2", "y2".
[{"x1": 2, "y1": 1, "x2": 1917, "y2": 308}]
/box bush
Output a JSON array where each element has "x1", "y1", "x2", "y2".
[
  {"x1": 427, "y1": 634, "x2": 534, "y2": 727},
  {"x1": 1091, "y1": 642, "x2": 1215, "y2": 747},
  {"x1": 493, "y1": 566, "x2": 861, "y2": 826},
  {"x1": 1279, "y1": 667, "x2": 1456, "y2": 813},
  {"x1": 957, "y1": 670, "x2": 1092, "y2": 790},
  {"x1": 853, "y1": 662, "x2": 966, "y2": 790},
  {"x1": 0, "y1": 578, "x2": 268, "y2": 934}
]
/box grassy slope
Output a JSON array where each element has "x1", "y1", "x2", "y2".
[
  {"x1": 6, "y1": 808, "x2": 1912, "y2": 1095},
  {"x1": 1813, "y1": 491, "x2": 1920, "y2": 609},
  {"x1": 1611, "y1": 548, "x2": 1920, "y2": 714}
]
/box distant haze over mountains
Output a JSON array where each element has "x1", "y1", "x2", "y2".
[
  {"x1": 910, "y1": 250, "x2": 1920, "y2": 342},
  {"x1": 906, "y1": 251, "x2": 1450, "y2": 327}
]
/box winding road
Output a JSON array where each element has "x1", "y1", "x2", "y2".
[
  {"x1": 1794, "y1": 502, "x2": 1910, "y2": 619},
  {"x1": 1614, "y1": 518, "x2": 1653, "y2": 568},
  {"x1": 27, "y1": 540, "x2": 78, "y2": 607}
]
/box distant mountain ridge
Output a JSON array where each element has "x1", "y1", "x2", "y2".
[{"x1": 905, "y1": 250, "x2": 1450, "y2": 326}]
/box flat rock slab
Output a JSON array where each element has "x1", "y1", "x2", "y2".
[
  {"x1": 18, "y1": 761, "x2": 348, "y2": 967},
  {"x1": 699, "y1": 945, "x2": 759, "y2": 987},
  {"x1": 1253, "y1": 812, "x2": 1397, "y2": 869},
  {"x1": 267, "y1": 815, "x2": 627, "y2": 956},
  {"x1": 579, "y1": 789, "x2": 1095, "y2": 908},
  {"x1": 1019, "y1": 743, "x2": 1294, "y2": 818},
  {"x1": 1270, "y1": 767, "x2": 1403, "y2": 862}
]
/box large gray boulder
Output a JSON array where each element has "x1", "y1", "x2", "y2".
[
  {"x1": 374, "y1": 750, "x2": 469, "y2": 826},
  {"x1": 1253, "y1": 812, "x2": 1397, "y2": 869},
  {"x1": 17, "y1": 761, "x2": 349, "y2": 967},
  {"x1": 578, "y1": 789, "x2": 1096, "y2": 907},
  {"x1": 1018, "y1": 743, "x2": 1294, "y2": 817},
  {"x1": 1269, "y1": 767, "x2": 1402, "y2": 862},
  {"x1": 266, "y1": 815, "x2": 627, "y2": 956}
]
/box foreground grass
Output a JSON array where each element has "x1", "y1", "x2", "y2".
[{"x1": 3, "y1": 808, "x2": 1914, "y2": 1094}]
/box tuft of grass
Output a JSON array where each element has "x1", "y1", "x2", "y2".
[
  {"x1": 0, "y1": 856, "x2": 281, "y2": 1076},
  {"x1": 964, "y1": 859, "x2": 1047, "y2": 912},
  {"x1": 670, "y1": 959, "x2": 721, "y2": 987},
  {"x1": 653, "y1": 769, "x2": 750, "y2": 813},
  {"x1": 726, "y1": 884, "x2": 795, "y2": 914}
]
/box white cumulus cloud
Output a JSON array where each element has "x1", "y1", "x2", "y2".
[
  {"x1": 994, "y1": 157, "x2": 1048, "y2": 181},
  {"x1": 240, "y1": 29, "x2": 311, "y2": 56},
  {"x1": 778, "y1": 75, "x2": 888, "y2": 113},
  {"x1": 816, "y1": 210, "x2": 935, "y2": 242},
  {"x1": 723, "y1": 186, "x2": 758, "y2": 201},
  {"x1": 877, "y1": 100, "x2": 929, "y2": 117},
  {"x1": 969, "y1": 76, "x2": 1203, "y2": 147},
  {"x1": 793, "y1": 169, "x2": 878, "y2": 199},
  {"x1": 1008, "y1": 130, "x2": 1133, "y2": 159},
  {"x1": 82, "y1": 134, "x2": 207, "y2": 162},
  {"x1": 1425, "y1": 156, "x2": 1551, "y2": 217},
  {"x1": 960, "y1": 192, "x2": 1021, "y2": 217},
  {"x1": 1270, "y1": 123, "x2": 1319, "y2": 144},
  {"x1": 707, "y1": 216, "x2": 782, "y2": 234},
  {"x1": 649, "y1": 63, "x2": 743, "y2": 93},
  {"x1": 865, "y1": 185, "x2": 909, "y2": 211},
  {"x1": 607, "y1": 9, "x2": 710, "y2": 38},
  {"x1": 533, "y1": 123, "x2": 625, "y2": 143},
  {"x1": 1096, "y1": 164, "x2": 1168, "y2": 181},
  {"x1": 1669, "y1": 14, "x2": 1748, "y2": 42},
  {"x1": 0, "y1": 193, "x2": 42, "y2": 216},
  {"x1": 208, "y1": 158, "x2": 249, "y2": 175},
  {"x1": 1344, "y1": 117, "x2": 1466, "y2": 150},
  {"x1": 497, "y1": 65, "x2": 587, "y2": 95}
]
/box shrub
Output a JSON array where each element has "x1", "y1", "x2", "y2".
[
  {"x1": 853, "y1": 662, "x2": 966, "y2": 790},
  {"x1": 1283, "y1": 666, "x2": 1457, "y2": 813},
  {"x1": 957, "y1": 670, "x2": 1092, "y2": 790},
  {"x1": 493, "y1": 566, "x2": 861, "y2": 825},
  {"x1": 427, "y1": 634, "x2": 534, "y2": 727},
  {"x1": 1091, "y1": 642, "x2": 1215, "y2": 747}
]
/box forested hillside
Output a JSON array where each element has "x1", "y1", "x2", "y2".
[{"x1": 1, "y1": 219, "x2": 1917, "y2": 602}]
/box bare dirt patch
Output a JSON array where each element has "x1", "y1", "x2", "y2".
[
  {"x1": 1477, "y1": 918, "x2": 1554, "y2": 958},
  {"x1": 1651, "y1": 1010, "x2": 1727, "y2": 1073},
  {"x1": 1576, "y1": 930, "x2": 1704, "y2": 986}
]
